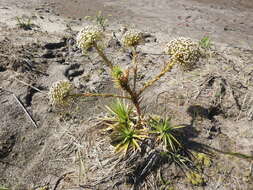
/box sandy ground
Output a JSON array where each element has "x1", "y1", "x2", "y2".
[
  {"x1": 0, "y1": 0, "x2": 253, "y2": 189},
  {"x1": 46, "y1": 0, "x2": 253, "y2": 48},
  {"x1": 1, "y1": 0, "x2": 253, "y2": 47}
]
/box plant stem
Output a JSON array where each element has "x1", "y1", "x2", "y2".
[
  {"x1": 93, "y1": 43, "x2": 142, "y2": 117},
  {"x1": 132, "y1": 47, "x2": 138, "y2": 92},
  {"x1": 120, "y1": 82, "x2": 142, "y2": 117},
  {"x1": 93, "y1": 42, "x2": 113, "y2": 69},
  {"x1": 138, "y1": 62, "x2": 175, "y2": 96},
  {"x1": 71, "y1": 93, "x2": 131, "y2": 100}
]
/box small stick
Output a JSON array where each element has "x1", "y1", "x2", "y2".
[
  {"x1": 53, "y1": 171, "x2": 74, "y2": 190},
  {"x1": 12, "y1": 94, "x2": 38, "y2": 128},
  {"x1": 250, "y1": 161, "x2": 253, "y2": 176},
  {"x1": 14, "y1": 77, "x2": 47, "y2": 94},
  {"x1": 141, "y1": 52, "x2": 167, "y2": 56}
]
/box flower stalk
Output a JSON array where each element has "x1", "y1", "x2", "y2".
[
  {"x1": 74, "y1": 93, "x2": 131, "y2": 100},
  {"x1": 138, "y1": 61, "x2": 175, "y2": 96},
  {"x1": 93, "y1": 42, "x2": 113, "y2": 69},
  {"x1": 132, "y1": 47, "x2": 138, "y2": 91}
]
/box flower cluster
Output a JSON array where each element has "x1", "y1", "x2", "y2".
[
  {"x1": 48, "y1": 80, "x2": 74, "y2": 106},
  {"x1": 122, "y1": 30, "x2": 143, "y2": 47},
  {"x1": 164, "y1": 37, "x2": 201, "y2": 70},
  {"x1": 76, "y1": 25, "x2": 103, "y2": 52}
]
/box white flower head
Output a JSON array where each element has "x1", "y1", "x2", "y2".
[
  {"x1": 165, "y1": 37, "x2": 201, "y2": 70},
  {"x1": 76, "y1": 25, "x2": 104, "y2": 52},
  {"x1": 48, "y1": 80, "x2": 74, "y2": 106},
  {"x1": 122, "y1": 29, "x2": 143, "y2": 47}
]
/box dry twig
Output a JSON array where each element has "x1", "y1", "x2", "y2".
[
  {"x1": 14, "y1": 77, "x2": 47, "y2": 94},
  {"x1": 0, "y1": 87, "x2": 38, "y2": 128},
  {"x1": 53, "y1": 171, "x2": 74, "y2": 190},
  {"x1": 12, "y1": 93, "x2": 38, "y2": 128}
]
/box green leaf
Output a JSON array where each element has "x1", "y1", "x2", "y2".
[
  {"x1": 150, "y1": 117, "x2": 182, "y2": 152},
  {"x1": 199, "y1": 36, "x2": 212, "y2": 49}
]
